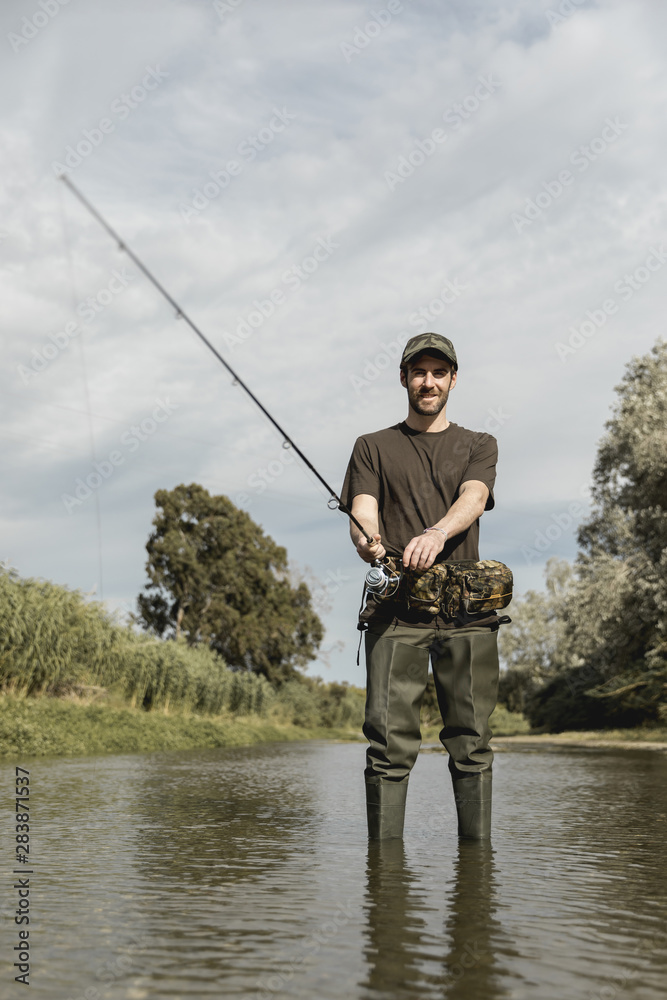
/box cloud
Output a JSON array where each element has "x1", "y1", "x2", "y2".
[{"x1": 1, "y1": 0, "x2": 666, "y2": 682}]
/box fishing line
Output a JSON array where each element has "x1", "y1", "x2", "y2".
[
  {"x1": 59, "y1": 174, "x2": 374, "y2": 545},
  {"x1": 58, "y1": 179, "x2": 105, "y2": 598}
]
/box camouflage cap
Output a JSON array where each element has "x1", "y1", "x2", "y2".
[{"x1": 401, "y1": 333, "x2": 458, "y2": 370}]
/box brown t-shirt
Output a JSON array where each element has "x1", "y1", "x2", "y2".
[{"x1": 341, "y1": 421, "x2": 499, "y2": 629}]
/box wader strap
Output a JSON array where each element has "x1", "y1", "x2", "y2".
[{"x1": 356, "y1": 582, "x2": 369, "y2": 665}]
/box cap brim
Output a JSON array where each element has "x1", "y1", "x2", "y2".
[{"x1": 402, "y1": 348, "x2": 457, "y2": 368}]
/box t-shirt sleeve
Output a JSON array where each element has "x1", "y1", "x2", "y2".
[
  {"x1": 341, "y1": 436, "x2": 380, "y2": 508},
  {"x1": 460, "y1": 433, "x2": 498, "y2": 511}
]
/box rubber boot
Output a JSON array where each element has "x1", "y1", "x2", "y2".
[
  {"x1": 451, "y1": 770, "x2": 492, "y2": 840},
  {"x1": 366, "y1": 779, "x2": 408, "y2": 840}
]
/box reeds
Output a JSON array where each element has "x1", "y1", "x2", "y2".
[
  {"x1": 0, "y1": 568, "x2": 123, "y2": 695},
  {"x1": 0, "y1": 568, "x2": 270, "y2": 716},
  {"x1": 118, "y1": 637, "x2": 271, "y2": 716},
  {"x1": 0, "y1": 568, "x2": 362, "y2": 729}
]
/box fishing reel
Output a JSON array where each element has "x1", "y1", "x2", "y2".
[{"x1": 365, "y1": 557, "x2": 402, "y2": 598}]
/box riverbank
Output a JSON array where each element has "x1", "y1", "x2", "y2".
[
  {"x1": 492, "y1": 731, "x2": 667, "y2": 751},
  {"x1": 3, "y1": 692, "x2": 533, "y2": 760},
  {"x1": 420, "y1": 730, "x2": 667, "y2": 753},
  {"x1": 0, "y1": 693, "x2": 364, "y2": 760},
  {"x1": 6, "y1": 693, "x2": 662, "y2": 761}
]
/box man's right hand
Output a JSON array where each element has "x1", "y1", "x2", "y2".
[{"x1": 356, "y1": 533, "x2": 386, "y2": 563}]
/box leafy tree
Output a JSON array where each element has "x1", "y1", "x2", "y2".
[
  {"x1": 570, "y1": 339, "x2": 667, "y2": 675},
  {"x1": 497, "y1": 558, "x2": 575, "y2": 714},
  {"x1": 526, "y1": 340, "x2": 667, "y2": 729},
  {"x1": 136, "y1": 484, "x2": 324, "y2": 684}
]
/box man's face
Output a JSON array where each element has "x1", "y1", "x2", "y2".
[{"x1": 400, "y1": 353, "x2": 457, "y2": 416}]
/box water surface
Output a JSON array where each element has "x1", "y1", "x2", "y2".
[{"x1": 2, "y1": 740, "x2": 666, "y2": 999}]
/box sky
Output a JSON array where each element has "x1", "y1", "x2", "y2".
[{"x1": 1, "y1": 0, "x2": 666, "y2": 685}]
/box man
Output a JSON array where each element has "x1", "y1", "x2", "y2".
[{"x1": 341, "y1": 332, "x2": 503, "y2": 841}]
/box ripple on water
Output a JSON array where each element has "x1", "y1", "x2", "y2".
[{"x1": 3, "y1": 741, "x2": 666, "y2": 999}]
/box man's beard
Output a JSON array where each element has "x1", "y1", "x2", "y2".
[{"x1": 408, "y1": 385, "x2": 450, "y2": 416}]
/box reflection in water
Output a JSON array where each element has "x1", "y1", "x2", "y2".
[
  {"x1": 132, "y1": 743, "x2": 318, "y2": 889},
  {"x1": 123, "y1": 743, "x2": 334, "y2": 997},
  {"x1": 441, "y1": 842, "x2": 514, "y2": 1000},
  {"x1": 362, "y1": 840, "x2": 429, "y2": 996},
  {"x1": 361, "y1": 836, "x2": 514, "y2": 999},
  {"x1": 4, "y1": 742, "x2": 667, "y2": 999}
]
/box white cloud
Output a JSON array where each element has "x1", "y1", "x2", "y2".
[{"x1": 1, "y1": 0, "x2": 666, "y2": 682}]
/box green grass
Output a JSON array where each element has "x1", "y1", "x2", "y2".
[
  {"x1": 4, "y1": 694, "x2": 663, "y2": 762},
  {"x1": 421, "y1": 702, "x2": 531, "y2": 742},
  {"x1": 0, "y1": 567, "x2": 366, "y2": 759},
  {"x1": 487, "y1": 703, "x2": 532, "y2": 736},
  {"x1": 0, "y1": 694, "x2": 364, "y2": 759},
  {"x1": 0, "y1": 568, "x2": 274, "y2": 715}
]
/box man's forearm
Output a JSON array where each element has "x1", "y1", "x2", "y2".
[
  {"x1": 429, "y1": 491, "x2": 486, "y2": 540},
  {"x1": 349, "y1": 517, "x2": 378, "y2": 549}
]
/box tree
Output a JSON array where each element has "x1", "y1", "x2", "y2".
[
  {"x1": 497, "y1": 558, "x2": 575, "y2": 714},
  {"x1": 570, "y1": 339, "x2": 667, "y2": 675},
  {"x1": 136, "y1": 484, "x2": 324, "y2": 684},
  {"x1": 526, "y1": 340, "x2": 667, "y2": 729}
]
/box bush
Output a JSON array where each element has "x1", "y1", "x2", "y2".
[
  {"x1": 0, "y1": 568, "x2": 363, "y2": 731},
  {"x1": 270, "y1": 677, "x2": 365, "y2": 730},
  {"x1": 0, "y1": 567, "x2": 271, "y2": 718},
  {"x1": 526, "y1": 660, "x2": 667, "y2": 732},
  {"x1": 0, "y1": 568, "x2": 124, "y2": 695},
  {"x1": 118, "y1": 637, "x2": 273, "y2": 717}
]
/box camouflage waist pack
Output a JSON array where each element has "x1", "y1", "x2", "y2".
[{"x1": 403, "y1": 559, "x2": 513, "y2": 616}]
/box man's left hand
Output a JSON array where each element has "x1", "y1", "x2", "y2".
[{"x1": 402, "y1": 530, "x2": 446, "y2": 571}]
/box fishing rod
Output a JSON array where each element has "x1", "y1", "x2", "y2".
[{"x1": 59, "y1": 174, "x2": 375, "y2": 546}]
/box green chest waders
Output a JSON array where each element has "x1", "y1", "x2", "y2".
[{"x1": 363, "y1": 623, "x2": 500, "y2": 840}]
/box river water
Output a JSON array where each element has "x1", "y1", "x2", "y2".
[{"x1": 2, "y1": 740, "x2": 667, "y2": 1000}]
